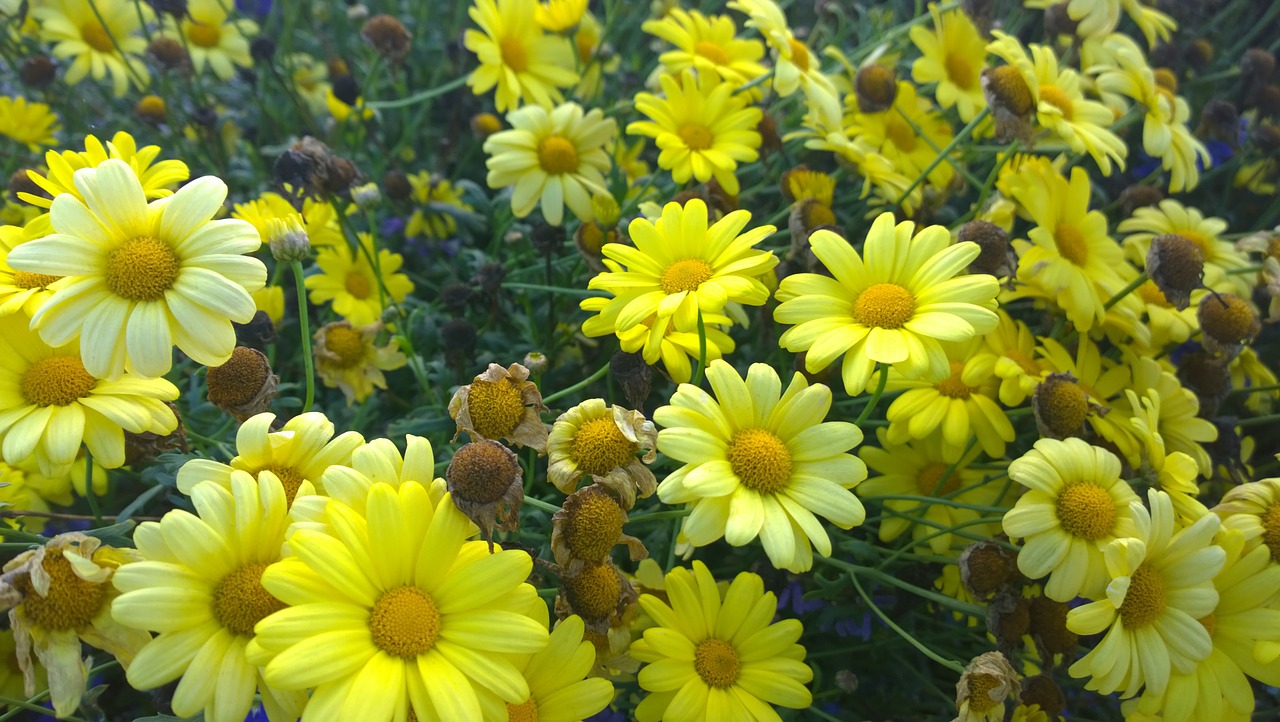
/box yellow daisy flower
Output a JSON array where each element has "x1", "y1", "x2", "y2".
[
  {"x1": 175, "y1": 411, "x2": 364, "y2": 505},
  {"x1": 232, "y1": 190, "x2": 344, "y2": 251},
  {"x1": 0, "y1": 225, "x2": 60, "y2": 318},
  {"x1": 534, "y1": 0, "x2": 588, "y2": 32},
  {"x1": 405, "y1": 174, "x2": 475, "y2": 241},
  {"x1": 987, "y1": 32, "x2": 1127, "y2": 174},
  {"x1": 909, "y1": 3, "x2": 988, "y2": 122},
  {"x1": 627, "y1": 71, "x2": 763, "y2": 195},
  {"x1": 0, "y1": 313, "x2": 178, "y2": 476},
  {"x1": 654, "y1": 360, "x2": 867, "y2": 572},
  {"x1": 249, "y1": 483, "x2": 549, "y2": 721},
  {"x1": 642, "y1": 8, "x2": 767, "y2": 88},
  {"x1": 984, "y1": 310, "x2": 1046, "y2": 406},
  {"x1": 0, "y1": 97, "x2": 60, "y2": 152},
  {"x1": 305, "y1": 232, "x2": 413, "y2": 326},
  {"x1": 727, "y1": 0, "x2": 832, "y2": 97},
  {"x1": 160, "y1": 0, "x2": 257, "y2": 80},
  {"x1": 1118, "y1": 356, "x2": 1217, "y2": 476},
  {"x1": 775, "y1": 212, "x2": 1001, "y2": 396},
  {"x1": 586, "y1": 199, "x2": 776, "y2": 333},
  {"x1": 313, "y1": 320, "x2": 408, "y2": 405},
  {"x1": 1213, "y1": 477, "x2": 1280, "y2": 562},
  {"x1": 580, "y1": 289, "x2": 737, "y2": 383},
  {"x1": 465, "y1": 0, "x2": 579, "y2": 112},
  {"x1": 111, "y1": 471, "x2": 305, "y2": 722},
  {"x1": 1126, "y1": 389, "x2": 1209, "y2": 524},
  {"x1": 1118, "y1": 199, "x2": 1252, "y2": 298},
  {"x1": 1067, "y1": 490, "x2": 1224, "y2": 698},
  {"x1": 31, "y1": 0, "x2": 152, "y2": 97},
  {"x1": 1003, "y1": 437, "x2": 1141, "y2": 601},
  {"x1": 0, "y1": 532, "x2": 149, "y2": 717},
  {"x1": 9, "y1": 159, "x2": 266, "y2": 379},
  {"x1": 848, "y1": 80, "x2": 956, "y2": 189},
  {"x1": 546, "y1": 398, "x2": 657, "y2": 504},
  {"x1": 484, "y1": 101, "x2": 616, "y2": 226},
  {"x1": 630, "y1": 561, "x2": 813, "y2": 720}
]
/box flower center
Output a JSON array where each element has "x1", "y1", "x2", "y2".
[
  {"x1": 1004, "y1": 350, "x2": 1039, "y2": 375},
  {"x1": 537, "y1": 135, "x2": 579, "y2": 175},
  {"x1": 945, "y1": 52, "x2": 975, "y2": 89},
  {"x1": 106, "y1": 236, "x2": 181, "y2": 302},
  {"x1": 323, "y1": 326, "x2": 367, "y2": 369},
  {"x1": 787, "y1": 39, "x2": 810, "y2": 72},
  {"x1": 499, "y1": 35, "x2": 528, "y2": 72},
  {"x1": 935, "y1": 361, "x2": 973, "y2": 399},
  {"x1": 566, "y1": 562, "x2": 620, "y2": 621},
  {"x1": 211, "y1": 563, "x2": 286, "y2": 636},
  {"x1": 186, "y1": 21, "x2": 222, "y2": 48},
  {"x1": 917, "y1": 462, "x2": 960, "y2": 496},
  {"x1": 1199, "y1": 293, "x2": 1257, "y2": 344},
  {"x1": 12, "y1": 271, "x2": 61, "y2": 289},
  {"x1": 853, "y1": 283, "x2": 916, "y2": 329},
  {"x1": 1034, "y1": 375, "x2": 1090, "y2": 437},
  {"x1": 261, "y1": 463, "x2": 306, "y2": 505},
  {"x1": 81, "y1": 22, "x2": 116, "y2": 53},
  {"x1": 727, "y1": 428, "x2": 792, "y2": 494},
  {"x1": 1153, "y1": 68, "x2": 1178, "y2": 93},
  {"x1": 885, "y1": 117, "x2": 917, "y2": 152},
  {"x1": 1052, "y1": 223, "x2": 1089, "y2": 266},
  {"x1": 695, "y1": 40, "x2": 730, "y2": 66},
  {"x1": 800, "y1": 201, "x2": 836, "y2": 229},
  {"x1": 988, "y1": 66, "x2": 1034, "y2": 116},
  {"x1": 1137, "y1": 280, "x2": 1172, "y2": 308},
  {"x1": 676, "y1": 122, "x2": 714, "y2": 151},
  {"x1": 467, "y1": 379, "x2": 526, "y2": 440},
  {"x1": 18, "y1": 551, "x2": 109, "y2": 631},
  {"x1": 1262, "y1": 503, "x2": 1280, "y2": 563},
  {"x1": 1118, "y1": 564, "x2": 1167, "y2": 629},
  {"x1": 694, "y1": 638, "x2": 740, "y2": 689},
  {"x1": 506, "y1": 699, "x2": 539, "y2": 722},
  {"x1": 564, "y1": 491, "x2": 626, "y2": 561},
  {"x1": 966, "y1": 673, "x2": 1001, "y2": 712},
  {"x1": 20, "y1": 355, "x2": 98, "y2": 407},
  {"x1": 344, "y1": 271, "x2": 372, "y2": 299},
  {"x1": 207, "y1": 347, "x2": 271, "y2": 407},
  {"x1": 1055, "y1": 482, "x2": 1115, "y2": 541},
  {"x1": 1038, "y1": 84, "x2": 1074, "y2": 120},
  {"x1": 571, "y1": 418, "x2": 638, "y2": 476},
  {"x1": 659, "y1": 258, "x2": 714, "y2": 294},
  {"x1": 448, "y1": 441, "x2": 520, "y2": 503},
  {"x1": 369, "y1": 585, "x2": 441, "y2": 659}
]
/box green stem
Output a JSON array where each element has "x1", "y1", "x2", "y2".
[
  {"x1": 895, "y1": 107, "x2": 990, "y2": 207},
  {"x1": 854, "y1": 364, "x2": 889, "y2": 426},
  {"x1": 0, "y1": 695, "x2": 83, "y2": 722},
  {"x1": 543, "y1": 361, "x2": 610, "y2": 404},
  {"x1": 291, "y1": 261, "x2": 316, "y2": 413},
  {"x1": 848, "y1": 572, "x2": 966, "y2": 674},
  {"x1": 522, "y1": 497, "x2": 560, "y2": 514},
  {"x1": 1103, "y1": 271, "x2": 1149, "y2": 311},
  {"x1": 83, "y1": 450, "x2": 102, "y2": 526},
  {"x1": 627, "y1": 508, "x2": 694, "y2": 524},
  {"x1": 368, "y1": 75, "x2": 469, "y2": 109}
]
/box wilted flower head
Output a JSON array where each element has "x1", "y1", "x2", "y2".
[{"x1": 448, "y1": 362, "x2": 549, "y2": 452}]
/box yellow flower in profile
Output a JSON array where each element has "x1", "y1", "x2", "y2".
[
  {"x1": 910, "y1": 3, "x2": 988, "y2": 122},
  {"x1": 488, "y1": 601, "x2": 615, "y2": 719},
  {"x1": 654, "y1": 361, "x2": 867, "y2": 572},
  {"x1": 630, "y1": 562, "x2": 813, "y2": 720},
  {"x1": 305, "y1": 232, "x2": 413, "y2": 326},
  {"x1": 0, "y1": 97, "x2": 60, "y2": 151},
  {"x1": 728, "y1": 0, "x2": 831, "y2": 97},
  {"x1": 848, "y1": 81, "x2": 955, "y2": 189},
  {"x1": 160, "y1": 0, "x2": 257, "y2": 80},
  {"x1": 1003, "y1": 438, "x2": 1140, "y2": 602},
  {"x1": 535, "y1": 0, "x2": 588, "y2": 31},
  {"x1": 587, "y1": 199, "x2": 776, "y2": 332},
  {"x1": 1119, "y1": 199, "x2": 1252, "y2": 297},
  {"x1": 313, "y1": 321, "x2": 408, "y2": 405},
  {"x1": 405, "y1": 173, "x2": 475, "y2": 240},
  {"x1": 580, "y1": 289, "x2": 737, "y2": 383},
  {"x1": 1119, "y1": 356, "x2": 1217, "y2": 476},
  {"x1": 627, "y1": 71, "x2": 763, "y2": 195},
  {"x1": 232, "y1": 190, "x2": 344, "y2": 251},
  {"x1": 987, "y1": 32, "x2": 1127, "y2": 174},
  {"x1": 0, "y1": 313, "x2": 178, "y2": 476},
  {"x1": 775, "y1": 212, "x2": 1001, "y2": 395},
  {"x1": 984, "y1": 311, "x2": 1046, "y2": 406},
  {"x1": 252, "y1": 286, "x2": 285, "y2": 325},
  {"x1": 31, "y1": 0, "x2": 152, "y2": 97},
  {"x1": 465, "y1": 0, "x2": 579, "y2": 112},
  {"x1": 0, "y1": 532, "x2": 149, "y2": 717},
  {"x1": 112, "y1": 471, "x2": 304, "y2": 722},
  {"x1": 1126, "y1": 389, "x2": 1208, "y2": 524},
  {"x1": 249, "y1": 483, "x2": 549, "y2": 721},
  {"x1": 175, "y1": 411, "x2": 364, "y2": 505},
  {"x1": 0, "y1": 225, "x2": 60, "y2": 318},
  {"x1": 484, "y1": 102, "x2": 616, "y2": 226},
  {"x1": 1067, "y1": 490, "x2": 1224, "y2": 699},
  {"x1": 10, "y1": 160, "x2": 266, "y2": 379},
  {"x1": 642, "y1": 9, "x2": 767, "y2": 88}
]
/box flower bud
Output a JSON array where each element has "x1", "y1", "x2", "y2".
[{"x1": 266, "y1": 214, "x2": 311, "y2": 262}]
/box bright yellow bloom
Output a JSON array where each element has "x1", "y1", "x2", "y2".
[
  {"x1": 727, "y1": 0, "x2": 832, "y2": 97},
  {"x1": 489, "y1": 601, "x2": 615, "y2": 719},
  {"x1": 0, "y1": 97, "x2": 60, "y2": 151},
  {"x1": 305, "y1": 233, "x2": 413, "y2": 326},
  {"x1": 580, "y1": 289, "x2": 737, "y2": 383},
  {"x1": 232, "y1": 191, "x2": 344, "y2": 251},
  {"x1": 630, "y1": 561, "x2": 813, "y2": 720},
  {"x1": 1118, "y1": 356, "x2": 1217, "y2": 476},
  {"x1": 1214, "y1": 477, "x2": 1280, "y2": 564},
  {"x1": 405, "y1": 174, "x2": 475, "y2": 240},
  {"x1": 160, "y1": 0, "x2": 256, "y2": 80},
  {"x1": 1118, "y1": 199, "x2": 1252, "y2": 297},
  {"x1": 848, "y1": 81, "x2": 955, "y2": 189},
  {"x1": 112, "y1": 471, "x2": 305, "y2": 722},
  {"x1": 1126, "y1": 389, "x2": 1209, "y2": 524},
  {"x1": 627, "y1": 71, "x2": 762, "y2": 195},
  {"x1": 313, "y1": 321, "x2": 408, "y2": 405},
  {"x1": 31, "y1": 0, "x2": 152, "y2": 97},
  {"x1": 534, "y1": 0, "x2": 588, "y2": 32},
  {"x1": 910, "y1": 3, "x2": 988, "y2": 122},
  {"x1": 465, "y1": 0, "x2": 579, "y2": 112},
  {"x1": 775, "y1": 212, "x2": 1001, "y2": 395},
  {"x1": 0, "y1": 225, "x2": 59, "y2": 318},
  {"x1": 984, "y1": 310, "x2": 1046, "y2": 406},
  {"x1": 252, "y1": 286, "x2": 284, "y2": 325},
  {"x1": 643, "y1": 8, "x2": 767, "y2": 88},
  {"x1": 654, "y1": 361, "x2": 866, "y2": 572},
  {"x1": 485, "y1": 102, "x2": 616, "y2": 225}
]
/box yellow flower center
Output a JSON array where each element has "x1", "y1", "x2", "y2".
[
  {"x1": 695, "y1": 41, "x2": 731, "y2": 66},
  {"x1": 917, "y1": 462, "x2": 960, "y2": 496},
  {"x1": 566, "y1": 562, "x2": 620, "y2": 621},
  {"x1": 659, "y1": 258, "x2": 714, "y2": 294},
  {"x1": 506, "y1": 699, "x2": 539, "y2": 722},
  {"x1": 211, "y1": 563, "x2": 286, "y2": 636},
  {"x1": 106, "y1": 236, "x2": 181, "y2": 302},
  {"x1": 344, "y1": 270, "x2": 372, "y2": 299},
  {"x1": 369, "y1": 585, "x2": 441, "y2": 659},
  {"x1": 1118, "y1": 564, "x2": 1167, "y2": 629},
  {"x1": 1052, "y1": 223, "x2": 1089, "y2": 266},
  {"x1": 1137, "y1": 280, "x2": 1172, "y2": 308},
  {"x1": 787, "y1": 39, "x2": 810, "y2": 72},
  {"x1": 945, "y1": 52, "x2": 976, "y2": 89},
  {"x1": 20, "y1": 355, "x2": 98, "y2": 407},
  {"x1": 885, "y1": 117, "x2": 917, "y2": 152},
  {"x1": 853, "y1": 283, "x2": 916, "y2": 329},
  {"x1": 186, "y1": 21, "x2": 222, "y2": 48},
  {"x1": 988, "y1": 66, "x2": 1034, "y2": 116},
  {"x1": 261, "y1": 463, "x2": 306, "y2": 505},
  {"x1": 935, "y1": 361, "x2": 973, "y2": 399},
  {"x1": 966, "y1": 673, "x2": 1001, "y2": 712},
  {"x1": 537, "y1": 135, "x2": 579, "y2": 175},
  {"x1": 1153, "y1": 68, "x2": 1178, "y2": 94},
  {"x1": 677, "y1": 123, "x2": 714, "y2": 151},
  {"x1": 18, "y1": 551, "x2": 109, "y2": 631},
  {"x1": 564, "y1": 490, "x2": 625, "y2": 561},
  {"x1": 571, "y1": 418, "x2": 638, "y2": 476},
  {"x1": 727, "y1": 428, "x2": 792, "y2": 494},
  {"x1": 323, "y1": 326, "x2": 368, "y2": 369},
  {"x1": 1262, "y1": 502, "x2": 1280, "y2": 563},
  {"x1": 467, "y1": 378, "x2": 526, "y2": 439},
  {"x1": 800, "y1": 201, "x2": 836, "y2": 229},
  {"x1": 694, "y1": 638, "x2": 740, "y2": 689},
  {"x1": 1038, "y1": 84, "x2": 1075, "y2": 120},
  {"x1": 499, "y1": 35, "x2": 528, "y2": 72},
  {"x1": 1055, "y1": 482, "x2": 1115, "y2": 541},
  {"x1": 12, "y1": 271, "x2": 61, "y2": 289},
  {"x1": 81, "y1": 22, "x2": 116, "y2": 53}
]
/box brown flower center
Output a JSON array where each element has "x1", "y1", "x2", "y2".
[
  {"x1": 106, "y1": 236, "x2": 181, "y2": 302},
  {"x1": 369, "y1": 585, "x2": 441, "y2": 658},
  {"x1": 565, "y1": 562, "x2": 620, "y2": 621},
  {"x1": 207, "y1": 346, "x2": 271, "y2": 407},
  {"x1": 565, "y1": 490, "x2": 625, "y2": 561},
  {"x1": 572, "y1": 418, "x2": 638, "y2": 476},
  {"x1": 211, "y1": 562, "x2": 285, "y2": 636},
  {"x1": 447, "y1": 441, "x2": 520, "y2": 504},
  {"x1": 727, "y1": 428, "x2": 792, "y2": 494},
  {"x1": 694, "y1": 638, "x2": 740, "y2": 689},
  {"x1": 466, "y1": 378, "x2": 526, "y2": 439},
  {"x1": 1199, "y1": 293, "x2": 1258, "y2": 345},
  {"x1": 537, "y1": 135, "x2": 579, "y2": 175},
  {"x1": 853, "y1": 283, "x2": 916, "y2": 329},
  {"x1": 987, "y1": 66, "x2": 1034, "y2": 116},
  {"x1": 21, "y1": 355, "x2": 98, "y2": 407},
  {"x1": 1055, "y1": 482, "x2": 1115, "y2": 541},
  {"x1": 18, "y1": 551, "x2": 110, "y2": 631},
  {"x1": 660, "y1": 258, "x2": 714, "y2": 293},
  {"x1": 1034, "y1": 375, "x2": 1090, "y2": 437},
  {"x1": 1118, "y1": 564, "x2": 1167, "y2": 629}
]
